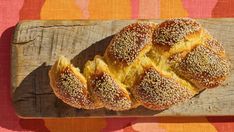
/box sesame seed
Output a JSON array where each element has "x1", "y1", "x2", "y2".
[
  {"x1": 204, "y1": 38, "x2": 225, "y2": 56},
  {"x1": 132, "y1": 67, "x2": 194, "y2": 110},
  {"x1": 153, "y1": 18, "x2": 201, "y2": 47},
  {"x1": 90, "y1": 72, "x2": 132, "y2": 111},
  {"x1": 56, "y1": 68, "x2": 100, "y2": 109},
  {"x1": 107, "y1": 22, "x2": 155, "y2": 65},
  {"x1": 171, "y1": 45, "x2": 230, "y2": 88}
]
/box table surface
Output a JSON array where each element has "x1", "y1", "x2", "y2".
[{"x1": 1, "y1": 0, "x2": 234, "y2": 132}]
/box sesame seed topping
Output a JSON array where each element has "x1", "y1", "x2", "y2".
[
  {"x1": 132, "y1": 67, "x2": 194, "y2": 110},
  {"x1": 153, "y1": 18, "x2": 201, "y2": 47},
  {"x1": 90, "y1": 72, "x2": 132, "y2": 111},
  {"x1": 56, "y1": 68, "x2": 98, "y2": 109},
  {"x1": 171, "y1": 45, "x2": 230, "y2": 88},
  {"x1": 204, "y1": 38, "x2": 225, "y2": 56},
  {"x1": 107, "y1": 22, "x2": 155, "y2": 65}
]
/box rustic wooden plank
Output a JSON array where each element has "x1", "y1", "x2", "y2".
[{"x1": 11, "y1": 19, "x2": 234, "y2": 117}]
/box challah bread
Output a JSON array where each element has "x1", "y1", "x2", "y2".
[{"x1": 49, "y1": 18, "x2": 231, "y2": 111}]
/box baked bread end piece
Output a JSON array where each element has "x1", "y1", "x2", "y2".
[{"x1": 49, "y1": 56, "x2": 101, "y2": 109}]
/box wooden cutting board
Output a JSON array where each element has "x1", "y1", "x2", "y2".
[{"x1": 11, "y1": 19, "x2": 234, "y2": 118}]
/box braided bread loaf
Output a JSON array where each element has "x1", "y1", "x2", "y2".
[{"x1": 49, "y1": 18, "x2": 231, "y2": 111}]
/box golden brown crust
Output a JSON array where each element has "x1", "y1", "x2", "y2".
[
  {"x1": 153, "y1": 18, "x2": 201, "y2": 48},
  {"x1": 90, "y1": 71, "x2": 133, "y2": 111},
  {"x1": 131, "y1": 67, "x2": 195, "y2": 110},
  {"x1": 49, "y1": 56, "x2": 102, "y2": 109},
  {"x1": 104, "y1": 22, "x2": 156, "y2": 66},
  {"x1": 169, "y1": 44, "x2": 231, "y2": 89}
]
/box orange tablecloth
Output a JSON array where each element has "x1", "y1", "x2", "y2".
[{"x1": 1, "y1": 0, "x2": 234, "y2": 131}]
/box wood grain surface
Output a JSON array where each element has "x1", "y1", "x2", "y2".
[{"x1": 11, "y1": 19, "x2": 234, "y2": 117}]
